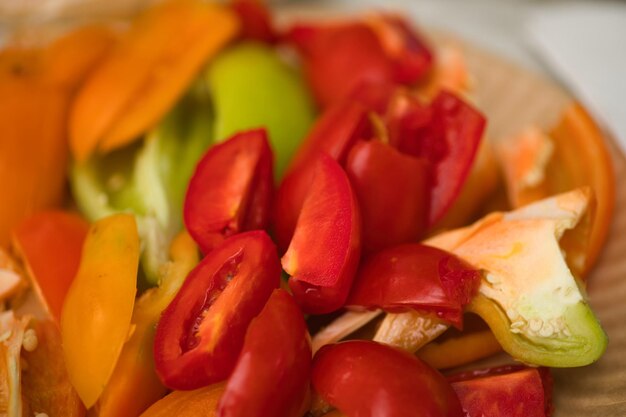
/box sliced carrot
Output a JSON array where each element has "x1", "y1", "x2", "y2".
[
  {"x1": 418, "y1": 329, "x2": 502, "y2": 370},
  {"x1": 70, "y1": 0, "x2": 240, "y2": 162},
  {"x1": 11, "y1": 211, "x2": 89, "y2": 321}
]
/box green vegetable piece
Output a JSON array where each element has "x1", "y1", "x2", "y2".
[
  {"x1": 71, "y1": 83, "x2": 213, "y2": 284},
  {"x1": 207, "y1": 41, "x2": 316, "y2": 177},
  {"x1": 429, "y1": 189, "x2": 608, "y2": 367}
]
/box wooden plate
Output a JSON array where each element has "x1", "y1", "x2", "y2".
[{"x1": 458, "y1": 36, "x2": 626, "y2": 416}]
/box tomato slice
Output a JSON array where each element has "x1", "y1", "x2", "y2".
[
  {"x1": 448, "y1": 366, "x2": 553, "y2": 417},
  {"x1": 346, "y1": 140, "x2": 430, "y2": 252},
  {"x1": 274, "y1": 100, "x2": 370, "y2": 251},
  {"x1": 153, "y1": 231, "x2": 281, "y2": 390},
  {"x1": 312, "y1": 340, "x2": 463, "y2": 417},
  {"x1": 386, "y1": 90, "x2": 486, "y2": 226},
  {"x1": 231, "y1": 0, "x2": 276, "y2": 43},
  {"x1": 274, "y1": 101, "x2": 369, "y2": 251},
  {"x1": 184, "y1": 129, "x2": 274, "y2": 254},
  {"x1": 286, "y1": 16, "x2": 432, "y2": 107},
  {"x1": 218, "y1": 289, "x2": 311, "y2": 417},
  {"x1": 347, "y1": 243, "x2": 480, "y2": 327},
  {"x1": 282, "y1": 154, "x2": 361, "y2": 314}
]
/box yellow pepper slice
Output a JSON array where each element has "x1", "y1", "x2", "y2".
[
  {"x1": 139, "y1": 383, "x2": 225, "y2": 417},
  {"x1": 97, "y1": 232, "x2": 199, "y2": 417},
  {"x1": 61, "y1": 214, "x2": 139, "y2": 408}
]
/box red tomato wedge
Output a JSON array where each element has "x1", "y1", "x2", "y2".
[
  {"x1": 448, "y1": 366, "x2": 553, "y2": 417},
  {"x1": 12, "y1": 210, "x2": 88, "y2": 321},
  {"x1": 231, "y1": 0, "x2": 276, "y2": 43},
  {"x1": 347, "y1": 243, "x2": 480, "y2": 327},
  {"x1": 386, "y1": 90, "x2": 486, "y2": 226},
  {"x1": 274, "y1": 101, "x2": 369, "y2": 251},
  {"x1": 282, "y1": 154, "x2": 361, "y2": 314},
  {"x1": 184, "y1": 128, "x2": 274, "y2": 254},
  {"x1": 346, "y1": 140, "x2": 430, "y2": 253},
  {"x1": 312, "y1": 340, "x2": 463, "y2": 417},
  {"x1": 217, "y1": 289, "x2": 311, "y2": 417},
  {"x1": 153, "y1": 231, "x2": 281, "y2": 390},
  {"x1": 286, "y1": 16, "x2": 432, "y2": 108}
]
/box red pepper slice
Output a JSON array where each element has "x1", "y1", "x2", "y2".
[
  {"x1": 217, "y1": 289, "x2": 311, "y2": 417},
  {"x1": 286, "y1": 16, "x2": 432, "y2": 108},
  {"x1": 282, "y1": 154, "x2": 361, "y2": 314},
  {"x1": 184, "y1": 128, "x2": 273, "y2": 254},
  {"x1": 448, "y1": 366, "x2": 553, "y2": 417},
  {"x1": 12, "y1": 210, "x2": 88, "y2": 321},
  {"x1": 345, "y1": 140, "x2": 430, "y2": 253},
  {"x1": 230, "y1": 0, "x2": 276, "y2": 43},
  {"x1": 274, "y1": 101, "x2": 370, "y2": 251},
  {"x1": 153, "y1": 230, "x2": 281, "y2": 390},
  {"x1": 386, "y1": 90, "x2": 486, "y2": 226},
  {"x1": 312, "y1": 340, "x2": 463, "y2": 417},
  {"x1": 347, "y1": 243, "x2": 480, "y2": 327}
]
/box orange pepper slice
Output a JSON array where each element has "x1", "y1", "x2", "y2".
[
  {"x1": 42, "y1": 25, "x2": 117, "y2": 89},
  {"x1": 97, "y1": 232, "x2": 199, "y2": 417},
  {"x1": 12, "y1": 210, "x2": 89, "y2": 321},
  {"x1": 549, "y1": 103, "x2": 615, "y2": 275},
  {"x1": 417, "y1": 329, "x2": 502, "y2": 370},
  {"x1": 70, "y1": 0, "x2": 240, "y2": 162},
  {"x1": 498, "y1": 103, "x2": 615, "y2": 276},
  {"x1": 0, "y1": 25, "x2": 115, "y2": 246},
  {"x1": 139, "y1": 383, "x2": 225, "y2": 417}
]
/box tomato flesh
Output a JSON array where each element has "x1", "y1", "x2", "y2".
[
  {"x1": 348, "y1": 243, "x2": 480, "y2": 327},
  {"x1": 184, "y1": 128, "x2": 273, "y2": 254},
  {"x1": 154, "y1": 231, "x2": 281, "y2": 390}
]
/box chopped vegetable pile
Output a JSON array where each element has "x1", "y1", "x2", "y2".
[{"x1": 0, "y1": 0, "x2": 615, "y2": 416}]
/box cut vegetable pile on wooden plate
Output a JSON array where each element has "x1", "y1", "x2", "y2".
[{"x1": 1, "y1": 0, "x2": 625, "y2": 416}]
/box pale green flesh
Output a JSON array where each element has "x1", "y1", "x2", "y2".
[
  {"x1": 472, "y1": 292, "x2": 607, "y2": 367},
  {"x1": 207, "y1": 41, "x2": 316, "y2": 178},
  {"x1": 70, "y1": 83, "x2": 213, "y2": 284}
]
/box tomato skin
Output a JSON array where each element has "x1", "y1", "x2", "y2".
[
  {"x1": 386, "y1": 90, "x2": 486, "y2": 226},
  {"x1": 346, "y1": 140, "x2": 430, "y2": 253},
  {"x1": 153, "y1": 231, "x2": 281, "y2": 390},
  {"x1": 217, "y1": 289, "x2": 311, "y2": 417},
  {"x1": 282, "y1": 154, "x2": 361, "y2": 314},
  {"x1": 312, "y1": 340, "x2": 463, "y2": 417},
  {"x1": 448, "y1": 366, "x2": 553, "y2": 417},
  {"x1": 348, "y1": 243, "x2": 480, "y2": 327},
  {"x1": 274, "y1": 100, "x2": 370, "y2": 252},
  {"x1": 231, "y1": 0, "x2": 276, "y2": 43},
  {"x1": 184, "y1": 128, "x2": 274, "y2": 254},
  {"x1": 286, "y1": 16, "x2": 432, "y2": 108}
]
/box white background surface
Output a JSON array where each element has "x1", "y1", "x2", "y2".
[
  {"x1": 1, "y1": 0, "x2": 625, "y2": 153},
  {"x1": 284, "y1": 0, "x2": 626, "y2": 155}
]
